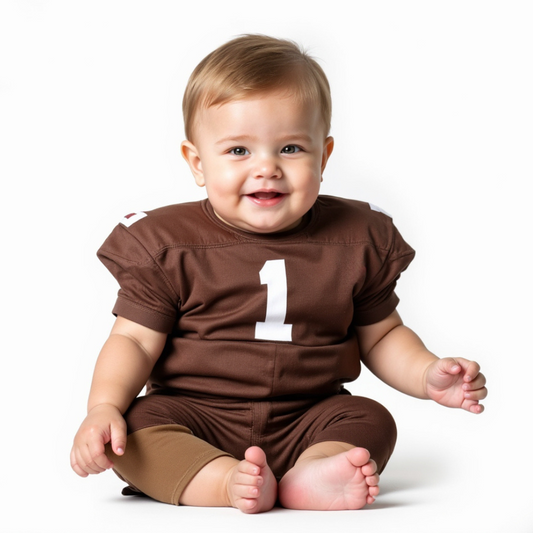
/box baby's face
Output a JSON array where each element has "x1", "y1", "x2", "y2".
[{"x1": 182, "y1": 90, "x2": 334, "y2": 234}]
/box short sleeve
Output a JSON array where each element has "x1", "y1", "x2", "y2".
[
  {"x1": 97, "y1": 224, "x2": 179, "y2": 333},
  {"x1": 352, "y1": 216, "x2": 415, "y2": 326}
]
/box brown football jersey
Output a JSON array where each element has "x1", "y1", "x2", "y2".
[{"x1": 98, "y1": 195, "x2": 415, "y2": 399}]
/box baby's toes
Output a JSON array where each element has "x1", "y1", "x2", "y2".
[
  {"x1": 365, "y1": 473, "x2": 380, "y2": 487},
  {"x1": 238, "y1": 496, "x2": 260, "y2": 513},
  {"x1": 347, "y1": 447, "x2": 371, "y2": 466},
  {"x1": 244, "y1": 446, "x2": 268, "y2": 469},
  {"x1": 243, "y1": 484, "x2": 261, "y2": 498},
  {"x1": 368, "y1": 484, "x2": 380, "y2": 497},
  {"x1": 238, "y1": 460, "x2": 261, "y2": 476},
  {"x1": 233, "y1": 482, "x2": 261, "y2": 500},
  {"x1": 361, "y1": 459, "x2": 378, "y2": 477},
  {"x1": 234, "y1": 471, "x2": 263, "y2": 488}
]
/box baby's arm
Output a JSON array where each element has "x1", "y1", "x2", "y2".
[
  {"x1": 70, "y1": 317, "x2": 167, "y2": 477},
  {"x1": 356, "y1": 311, "x2": 487, "y2": 413}
]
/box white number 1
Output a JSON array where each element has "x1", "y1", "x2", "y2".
[{"x1": 255, "y1": 259, "x2": 293, "y2": 342}]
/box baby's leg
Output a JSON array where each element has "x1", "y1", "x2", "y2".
[
  {"x1": 180, "y1": 446, "x2": 277, "y2": 513},
  {"x1": 107, "y1": 424, "x2": 230, "y2": 505},
  {"x1": 274, "y1": 394, "x2": 396, "y2": 511},
  {"x1": 108, "y1": 425, "x2": 277, "y2": 513},
  {"x1": 278, "y1": 441, "x2": 379, "y2": 510}
]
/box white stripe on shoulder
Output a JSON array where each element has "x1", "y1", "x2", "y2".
[
  {"x1": 120, "y1": 212, "x2": 147, "y2": 227},
  {"x1": 368, "y1": 203, "x2": 391, "y2": 218}
]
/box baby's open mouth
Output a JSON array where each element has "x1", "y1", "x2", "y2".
[
  {"x1": 248, "y1": 191, "x2": 284, "y2": 199},
  {"x1": 246, "y1": 191, "x2": 286, "y2": 207}
]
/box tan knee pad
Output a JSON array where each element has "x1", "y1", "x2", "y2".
[{"x1": 106, "y1": 424, "x2": 232, "y2": 505}]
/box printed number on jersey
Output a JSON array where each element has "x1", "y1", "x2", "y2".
[{"x1": 255, "y1": 259, "x2": 293, "y2": 342}]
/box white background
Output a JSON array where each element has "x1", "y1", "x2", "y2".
[{"x1": 1, "y1": 1, "x2": 532, "y2": 532}]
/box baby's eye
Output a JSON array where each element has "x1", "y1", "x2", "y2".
[
  {"x1": 281, "y1": 145, "x2": 301, "y2": 154},
  {"x1": 229, "y1": 147, "x2": 249, "y2": 156}
]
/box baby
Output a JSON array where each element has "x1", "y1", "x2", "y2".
[{"x1": 71, "y1": 34, "x2": 487, "y2": 513}]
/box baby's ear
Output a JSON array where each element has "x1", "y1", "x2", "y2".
[
  {"x1": 181, "y1": 140, "x2": 205, "y2": 187},
  {"x1": 321, "y1": 136, "x2": 334, "y2": 173}
]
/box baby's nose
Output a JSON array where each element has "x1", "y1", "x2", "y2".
[{"x1": 254, "y1": 157, "x2": 282, "y2": 179}]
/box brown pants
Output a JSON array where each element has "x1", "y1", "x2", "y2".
[{"x1": 107, "y1": 391, "x2": 397, "y2": 505}]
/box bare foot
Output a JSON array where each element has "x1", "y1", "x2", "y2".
[
  {"x1": 278, "y1": 447, "x2": 379, "y2": 510},
  {"x1": 225, "y1": 446, "x2": 278, "y2": 513}
]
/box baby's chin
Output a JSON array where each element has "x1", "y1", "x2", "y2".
[{"x1": 214, "y1": 210, "x2": 303, "y2": 235}]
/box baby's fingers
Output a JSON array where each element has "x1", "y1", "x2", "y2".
[
  {"x1": 464, "y1": 400, "x2": 484, "y2": 414},
  {"x1": 463, "y1": 380, "x2": 488, "y2": 401},
  {"x1": 462, "y1": 371, "x2": 487, "y2": 414},
  {"x1": 70, "y1": 448, "x2": 89, "y2": 477},
  {"x1": 71, "y1": 446, "x2": 103, "y2": 476},
  {"x1": 462, "y1": 368, "x2": 487, "y2": 394},
  {"x1": 110, "y1": 418, "x2": 127, "y2": 456},
  {"x1": 71, "y1": 439, "x2": 114, "y2": 476},
  {"x1": 459, "y1": 359, "x2": 482, "y2": 383},
  {"x1": 87, "y1": 439, "x2": 115, "y2": 471}
]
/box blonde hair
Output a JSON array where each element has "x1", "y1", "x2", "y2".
[{"x1": 183, "y1": 34, "x2": 332, "y2": 141}]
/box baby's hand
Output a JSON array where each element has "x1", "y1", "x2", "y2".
[
  {"x1": 424, "y1": 357, "x2": 487, "y2": 414},
  {"x1": 70, "y1": 403, "x2": 127, "y2": 477}
]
